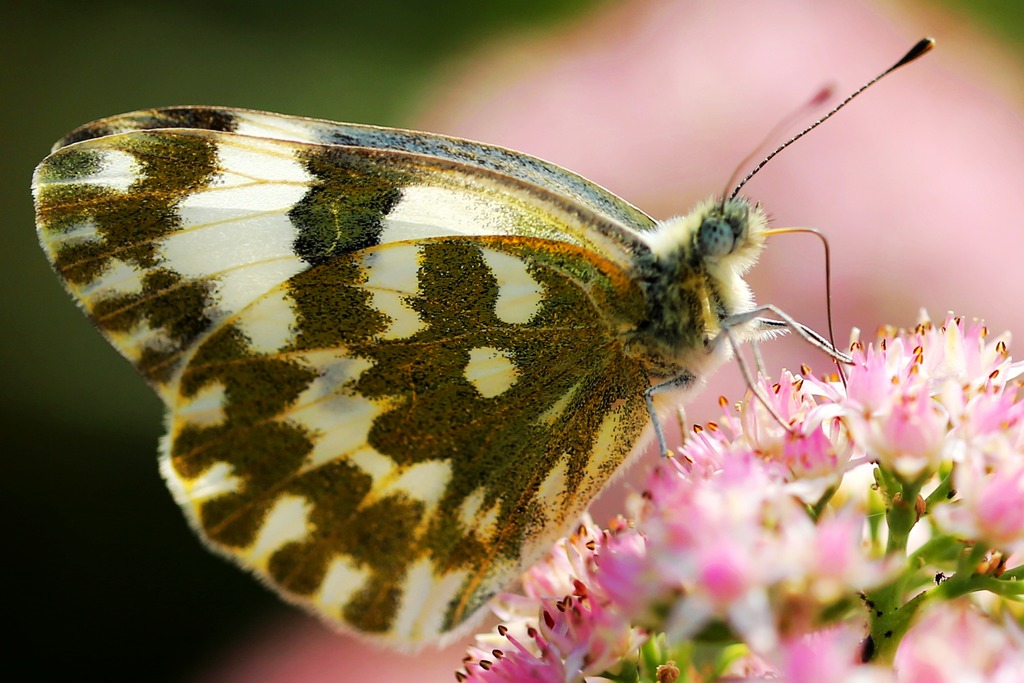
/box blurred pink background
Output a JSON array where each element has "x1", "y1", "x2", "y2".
[{"x1": 197, "y1": 1, "x2": 1024, "y2": 681}]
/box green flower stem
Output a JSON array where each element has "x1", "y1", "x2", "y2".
[
  {"x1": 885, "y1": 479, "x2": 923, "y2": 555},
  {"x1": 923, "y1": 466, "x2": 955, "y2": 508},
  {"x1": 938, "y1": 573, "x2": 1024, "y2": 600},
  {"x1": 808, "y1": 485, "x2": 837, "y2": 521},
  {"x1": 1001, "y1": 565, "x2": 1024, "y2": 581},
  {"x1": 930, "y1": 543, "x2": 1023, "y2": 602},
  {"x1": 865, "y1": 585, "x2": 931, "y2": 663},
  {"x1": 863, "y1": 472, "x2": 930, "y2": 663}
]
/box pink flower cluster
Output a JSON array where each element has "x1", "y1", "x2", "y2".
[{"x1": 458, "y1": 314, "x2": 1024, "y2": 682}]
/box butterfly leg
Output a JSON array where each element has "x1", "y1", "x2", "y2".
[
  {"x1": 750, "y1": 336, "x2": 767, "y2": 376},
  {"x1": 717, "y1": 324, "x2": 794, "y2": 431},
  {"x1": 722, "y1": 304, "x2": 852, "y2": 364},
  {"x1": 710, "y1": 304, "x2": 853, "y2": 431},
  {"x1": 644, "y1": 371, "x2": 697, "y2": 457},
  {"x1": 751, "y1": 311, "x2": 853, "y2": 387}
]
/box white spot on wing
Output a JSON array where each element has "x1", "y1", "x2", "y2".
[
  {"x1": 233, "y1": 112, "x2": 322, "y2": 144},
  {"x1": 79, "y1": 258, "x2": 146, "y2": 300},
  {"x1": 175, "y1": 381, "x2": 228, "y2": 427},
  {"x1": 302, "y1": 411, "x2": 381, "y2": 470},
  {"x1": 534, "y1": 382, "x2": 581, "y2": 426},
  {"x1": 107, "y1": 317, "x2": 177, "y2": 369},
  {"x1": 362, "y1": 245, "x2": 420, "y2": 294},
  {"x1": 378, "y1": 460, "x2": 452, "y2": 509},
  {"x1": 41, "y1": 218, "x2": 100, "y2": 249},
  {"x1": 479, "y1": 247, "x2": 543, "y2": 324},
  {"x1": 53, "y1": 149, "x2": 139, "y2": 192},
  {"x1": 318, "y1": 555, "x2": 371, "y2": 614},
  {"x1": 588, "y1": 408, "x2": 628, "y2": 482},
  {"x1": 382, "y1": 185, "x2": 507, "y2": 241},
  {"x1": 464, "y1": 346, "x2": 518, "y2": 398},
  {"x1": 246, "y1": 495, "x2": 312, "y2": 568},
  {"x1": 371, "y1": 290, "x2": 425, "y2": 339},
  {"x1": 360, "y1": 245, "x2": 425, "y2": 339},
  {"x1": 288, "y1": 355, "x2": 380, "y2": 469},
  {"x1": 349, "y1": 448, "x2": 396, "y2": 483},
  {"x1": 213, "y1": 140, "x2": 313, "y2": 197},
  {"x1": 457, "y1": 487, "x2": 501, "y2": 541},
  {"x1": 183, "y1": 461, "x2": 241, "y2": 501},
  {"x1": 178, "y1": 179, "x2": 307, "y2": 213},
  {"x1": 237, "y1": 290, "x2": 296, "y2": 353},
  {"x1": 160, "y1": 210, "x2": 305, "y2": 284},
  {"x1": 159, "y1": 229, "x2": 307, "y2": 315},
  {"x1": 458, "y1": 488, "x2": 485, "y2": 529},
  {"x1": 224, "y1": 260, "x2": 309, "y2": 321},
  {"x1": 473, "y1": 500, "x2": 502, "y2": 541},
  {"x1": 344, "y1": 451, "x2": 452, "y2": 512},
  {"x1": 535, "y1": 457, "x2": 568, "y2": 509},
  {"x1": 115, "y1": 318, "x2": 177, "y2": 353},
  {"x1": 391, "y1": 558, "x2": 469, "y2": 641},
  {"x1": 97, "y1": 150, "x2": 141, "y2": 192},
  {"x1": 159, "y1": 436, "x2": 195, "y2": 512}
]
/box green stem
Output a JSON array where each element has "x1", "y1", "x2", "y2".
[
  {"x1": 809, "y1": 485, "x2": 837, "y2": 521},
  {"x1": 885, "y1": 480, "x2": 922, "y2": 555},
  {"x1": 865, "y1": 585, "x2": 932, "y2": 663},
  {"x1": 862, "y1": 470, "x2": 931, "y2": 663},
  {"x1": 923, "y1": 466, "x2": 955, "y2": 508}
]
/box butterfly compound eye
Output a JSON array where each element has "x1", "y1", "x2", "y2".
[{"x1": 697, "y1": 216, "x2": 738, "y2": 258}]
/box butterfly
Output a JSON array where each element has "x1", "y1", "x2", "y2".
[{"x1": 31, "y1": 40, "x2": 930, "y2": 649}]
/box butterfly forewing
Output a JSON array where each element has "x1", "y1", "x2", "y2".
[
  {"x1": 53, "y1": 106, "x2": 659, "y2": 236},
  {"x1": 32, "y1": 116, "x2": 657, "y2": 644}
]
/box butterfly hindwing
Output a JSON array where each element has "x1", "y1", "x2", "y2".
[
  {"x1": 168, "y1": 235, "x2": 652, "y2": 640},
  {"x1": 33, "y1": 119, "x2": 657, "y2": 643}
]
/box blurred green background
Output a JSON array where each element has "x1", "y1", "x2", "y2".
[{"x1": 2, "y1": 1, "x2": 1021, "y2": 682}]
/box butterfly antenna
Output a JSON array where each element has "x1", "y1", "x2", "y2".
[
  {"x1": 721, "y1": 86, "x2": 833, "y2": 202},
  {"x1": 729, "y1": 37, "x2": 934, "y2": 200}
]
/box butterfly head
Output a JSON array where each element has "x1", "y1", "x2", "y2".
[
  {"x1": 650, "y1": 195, "x2": 768, "y2": 282},
  {"x1": 698, "y1": 196, "x2": 767, "y2": 273},
  {"x1": 635, "y1": 196, "x2": 768, "y2": 372}
]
